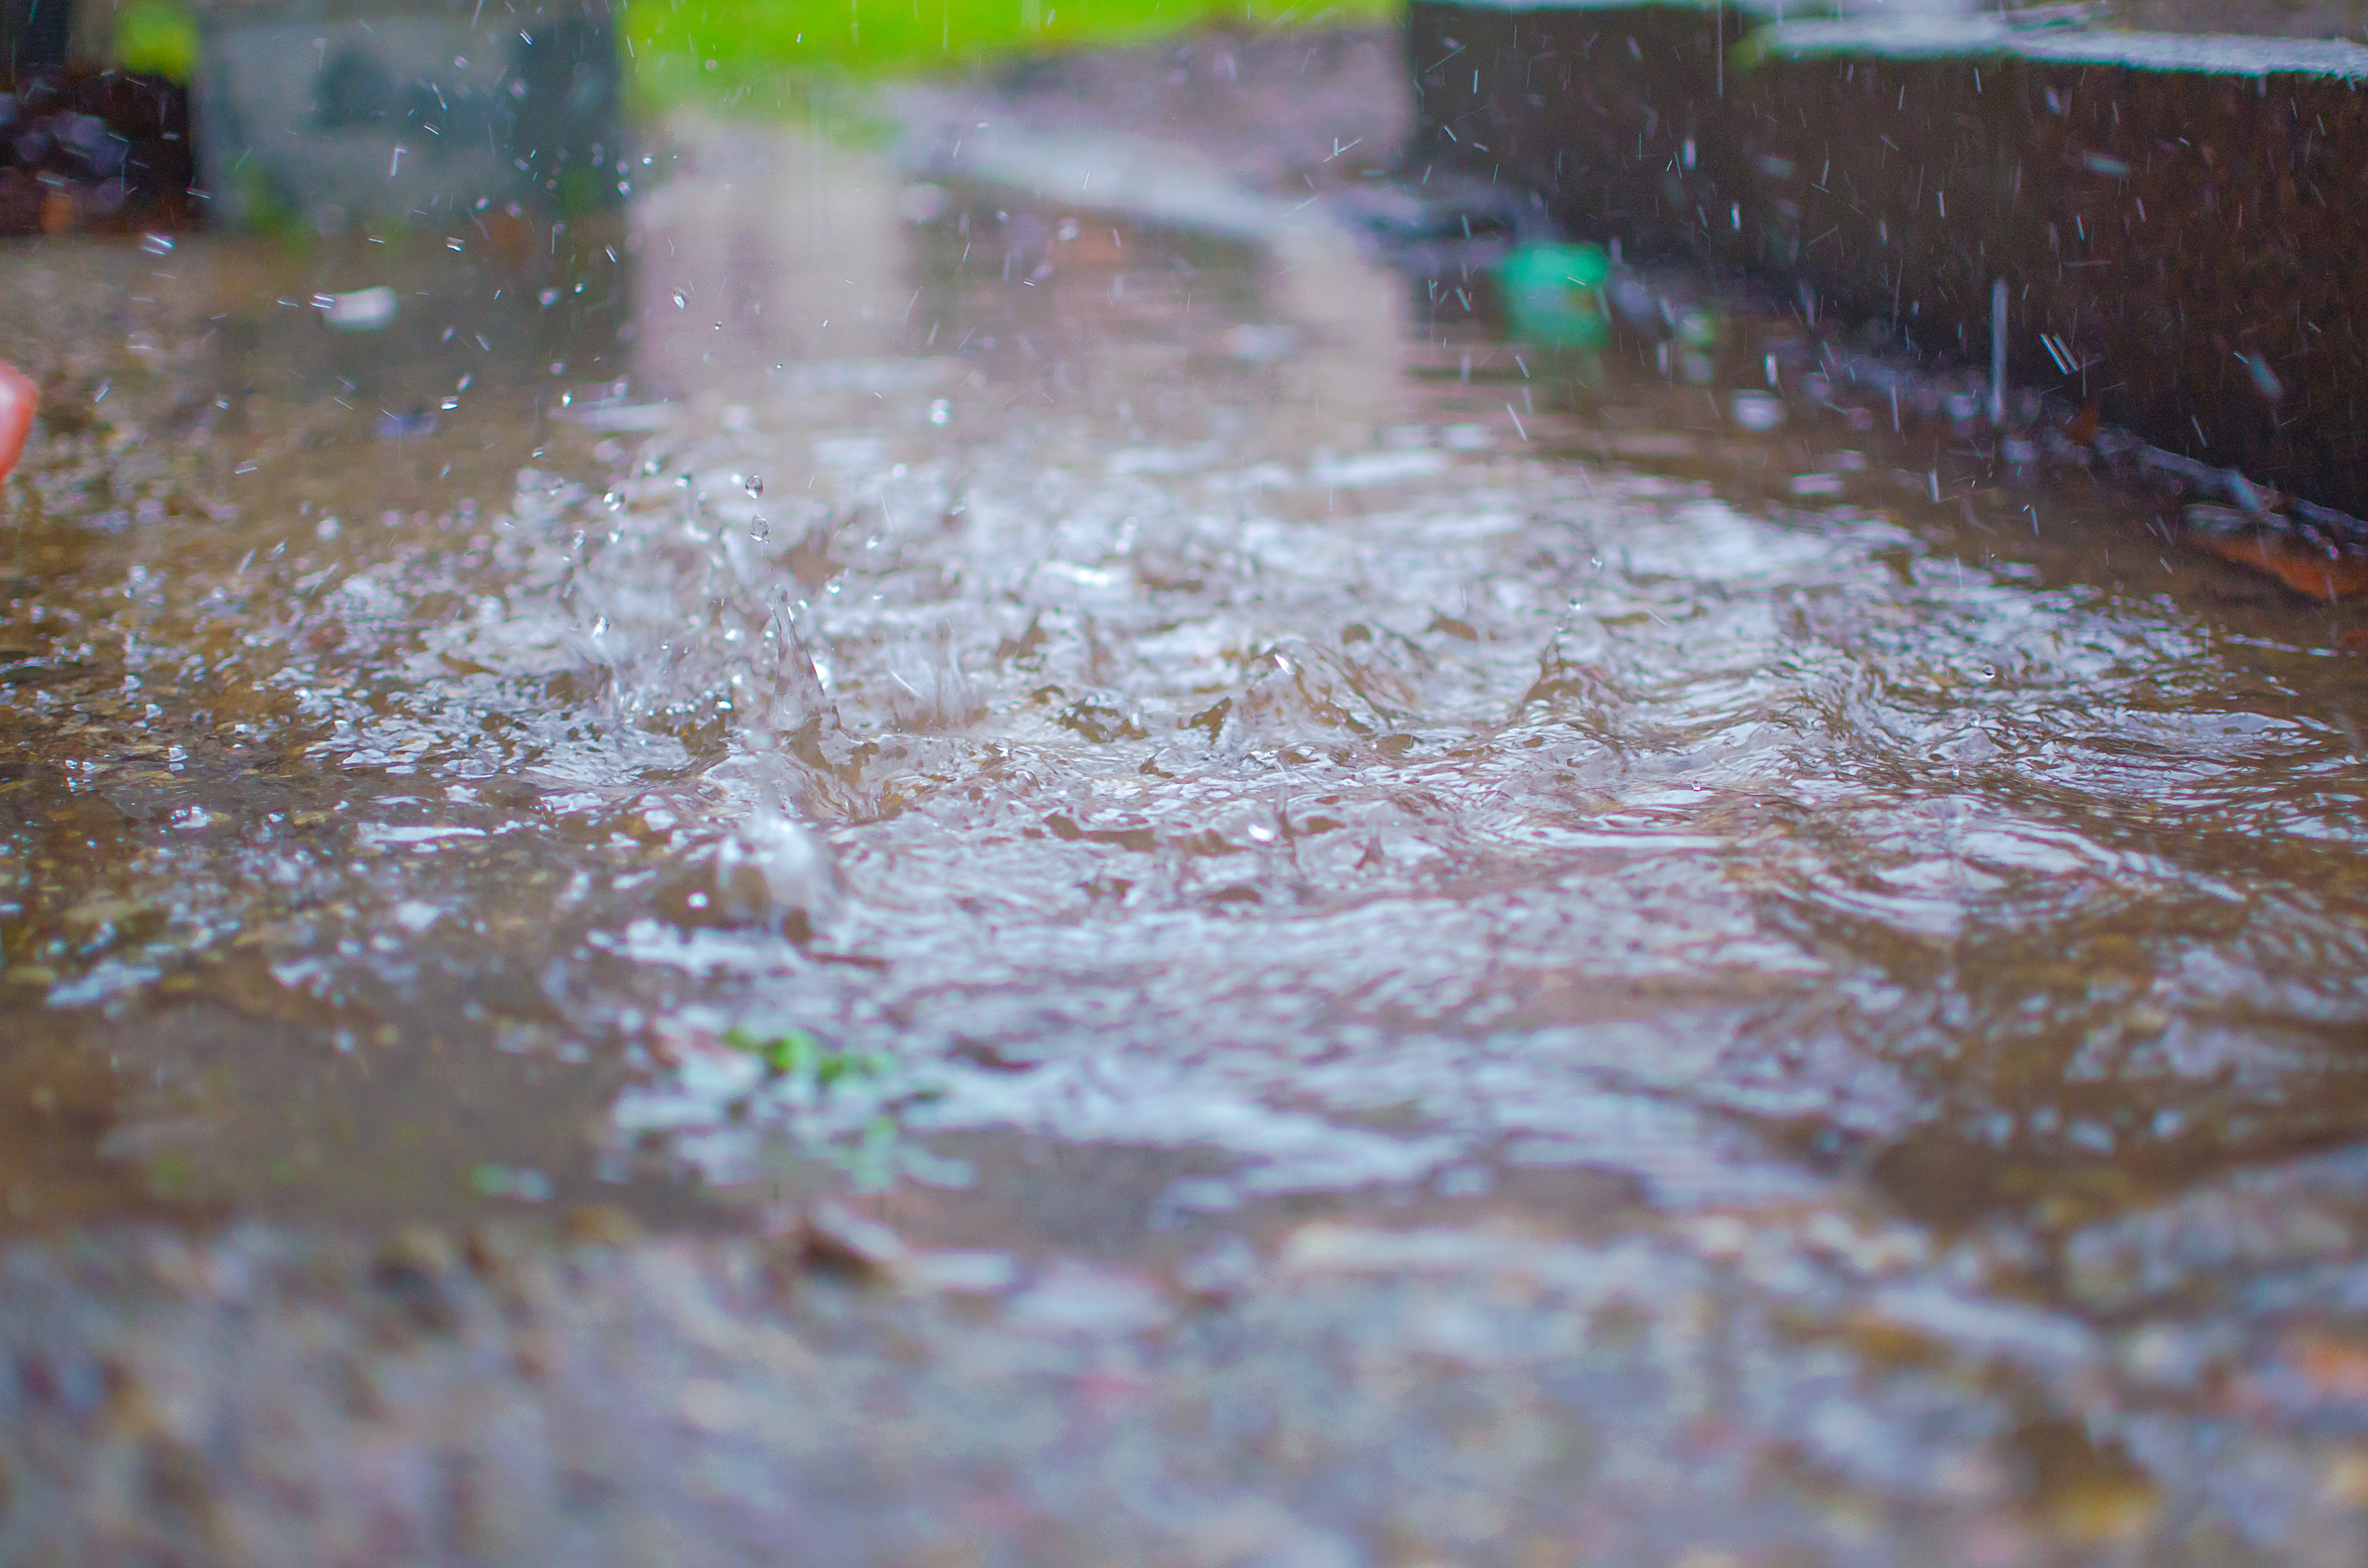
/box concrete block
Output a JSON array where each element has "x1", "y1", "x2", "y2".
[{"x1": 184, "y1": 0, "x2": 623, "y2": 231}]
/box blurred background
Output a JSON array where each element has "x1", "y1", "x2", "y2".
[{"x1": 7, "y1": 0, "x2": 2368, "y2": 247}]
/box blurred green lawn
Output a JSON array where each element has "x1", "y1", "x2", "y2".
[
  {"x1": 118, "y1": 0, "x2": 1394, "y2": 104},
  {"x1": 624, "y1": 0, "x2": 1399, "y2": 102}
]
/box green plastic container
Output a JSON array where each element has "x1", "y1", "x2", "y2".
[{"x1": 1495, "y1": 241, "x2": 1610, "y2": 350}]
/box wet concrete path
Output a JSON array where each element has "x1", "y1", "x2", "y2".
[{"x1": 2, "y1": 32, "x2": 2367, "y2": 1563}]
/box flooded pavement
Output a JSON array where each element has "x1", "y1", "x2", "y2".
[{"x1": 3, "y1": 27, "x2": 2368, "y2": 1563}]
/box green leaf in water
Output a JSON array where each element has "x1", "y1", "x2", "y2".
[{"x1": 723, "y1": 1027, "x2": 891, "y2": 1088}]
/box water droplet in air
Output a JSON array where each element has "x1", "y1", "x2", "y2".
[{"x1": 1729, "y1": 391, "x2": 1785, "y2": 432}]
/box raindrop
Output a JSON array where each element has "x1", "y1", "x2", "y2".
[{"x1": 2237, "y1": 353, "x2": 2284, "y2": 403}]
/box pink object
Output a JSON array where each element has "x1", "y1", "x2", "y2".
[{"x1": 0, "y1": 363, "x2": 33, "y2": 481}]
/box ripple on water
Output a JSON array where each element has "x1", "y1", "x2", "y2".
[{"x1": 2, "y1": 153, "x2": 2364, "y2": 1268}]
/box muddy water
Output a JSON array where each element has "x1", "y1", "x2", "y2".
[{"x1": 3, "y1": 98, "x2": 2368, "y2": 1561}]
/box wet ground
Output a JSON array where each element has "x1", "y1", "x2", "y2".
[{"x1": 3, "y1": 25, "x2": 2368, "y2": 1565}]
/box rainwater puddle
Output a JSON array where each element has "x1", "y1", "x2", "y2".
[
  {"x1": 3, "y1": 68, "x2": 2367, "y2": 1560},
  {"x1": 5, "y1": 114, "x2": 2365, "y2": 1243}
]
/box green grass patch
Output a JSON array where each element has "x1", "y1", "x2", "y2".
[{"x1": 624, "y1": 0, "x2": 1400, "y2": 110}]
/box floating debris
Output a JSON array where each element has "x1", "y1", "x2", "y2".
[
  {"x1": 0, "y1": 362, "x2": 32, "y2": 480},
  {"x1": 2184, "y1": 505, "x2": 2368, "y2": 600},
  {"x1": 722, "y1": 1026, "x2": 892, "y2": 1089},
  {"x1": 323, "y1": 286, "x2": 399, "y2": 332}
]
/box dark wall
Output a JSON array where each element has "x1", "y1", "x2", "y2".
[
  {"x1": 2, "y1": 0, "x2": 75, "y2": 79},
  {"x1": 1731, "y1": 53, "x2": 2368, "y2": 517},
  {"x1": 1405, "y1": 2, "x2": 1749, "y2": 264},
  {"x1": 1405, "y1": 0, "x2": 2368, "y2": 519}
]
